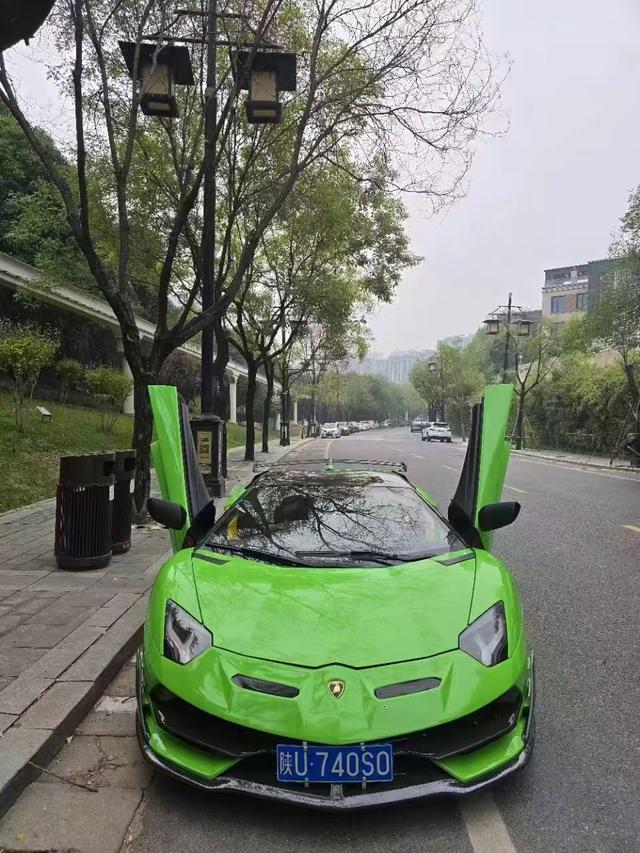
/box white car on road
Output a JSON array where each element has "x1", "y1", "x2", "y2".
[
  {"x1": 321, "y1": 422, "x2": 340, "y2": 438},
  {"x1": 422, "y1": 421, "x2": 452, "y2": 442}
]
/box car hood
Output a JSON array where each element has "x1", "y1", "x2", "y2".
[{"x1": 191, "y1": 551, "x2": 476, "y2": 668}]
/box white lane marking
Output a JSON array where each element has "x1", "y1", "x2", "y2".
[
  {"x1": 622, "y1": 524, "x2": 640, "y2": 534},
  {"x1": 504, "y1": 485, "x2": 527, "y2": 494},
  {"x1": 412, "y1": 454, "x2": 425, "y2": 460},
  {"x1": 513, "y1": 456, "x2": 640, "y2": 482},
  {"x1": 442, "y1": 465, "x2": 459, "y2": 472},
  {"x1": 459, "y1": 792, "x2": 517, "y2": 853},
  {"x1": 324, "y1": 439, "x2": 334, "y2": 460}
]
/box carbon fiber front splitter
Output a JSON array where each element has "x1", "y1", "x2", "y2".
[{"x1": 136, "y1": 652, "x2": 535, "y2": 810}]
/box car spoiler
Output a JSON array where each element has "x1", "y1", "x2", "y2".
[{"x1": 252, "y1": 459, "x2": 408, "y2": 473}]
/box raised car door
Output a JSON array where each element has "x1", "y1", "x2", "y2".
[
  {"x1": 148, "y1": 385, "x2": 210, "y2": 552},
  {"x1": 448, "y1": 384, "x2": 514, "y2": 551}
]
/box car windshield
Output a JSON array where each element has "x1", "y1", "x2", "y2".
[
  {"x1": 324, "y1": 423, "x2": 337, "y2": 429},
  {"x1": 205, "y1": 473, "x2": 465, "y2": 567},
  {"x1": 433, "y1": 423, "x2": 449, "y2": 428}
]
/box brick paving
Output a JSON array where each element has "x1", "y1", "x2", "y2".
[{"x1": 0, "y1": 501, "x2": 170, "y2": 705}]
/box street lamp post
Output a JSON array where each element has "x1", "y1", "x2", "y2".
[
  {"x1": 428, "y1": 356, "x2": 445, "y2": 421},
  {"x1": 279, "y1": 302, "x2": 290, "y2": 447},
  {"x1": 119, "y1": 13, "x2": 296, "y2": 495},
  {"x1": 483, "y1": 293, "x2": 531, "y2": 384}
]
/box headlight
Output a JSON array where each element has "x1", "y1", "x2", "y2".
[
  {"x1": 459, "y1": 602, "x2": 507, "y2": 666},
  {"x1": 164, "y1": 600, "x2": 212, "y2": 664}
]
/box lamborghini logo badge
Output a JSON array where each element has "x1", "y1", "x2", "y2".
[{"x1": 328, "y1": 679, "x2": 345, "y2": 699}]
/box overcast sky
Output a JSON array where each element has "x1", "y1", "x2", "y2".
[
  {"x1": 369, "y1": 0, "x2": 640, "y2": 353},
  {"x1": 6, "y1": 0, "x2": 640, "y2": 355}
]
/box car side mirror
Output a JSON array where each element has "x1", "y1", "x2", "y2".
[
  {"x1": 147, "y1": 498, "x2": 187, "y2": 531},
  {"x1": 477, "y1": 501, "x2": 521, "y2": 532}
]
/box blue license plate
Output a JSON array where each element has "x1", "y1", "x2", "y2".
[{"x1": 276, "y1": 743, "x2": 393, "y2": 784}]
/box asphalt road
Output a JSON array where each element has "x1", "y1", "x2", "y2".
[{"x1": 128, "y1": 429, "x2": 640, "y2": 853}]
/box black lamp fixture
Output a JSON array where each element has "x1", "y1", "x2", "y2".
[
  {"x1": 0, "y1": 0, "x2": 56, "y2": 51},
  {"x1": 514, "y1": 318, "x2": 532, "y2": 337},
  {"x1": 119, "y1": 41, "x2": 195, "y2": 117},
  {"x1": 233, "y1": 50, "x2": 297, "y2": 124},
  {"x1": 483, "y1": 317, "x2": 501, "y2": 336}
]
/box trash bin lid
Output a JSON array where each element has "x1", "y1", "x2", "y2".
[{"x1": 59, "y1": 452, "x2": 116, "y2": 486}]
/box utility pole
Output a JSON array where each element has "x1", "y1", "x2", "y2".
[
  {"x1": 279, "y1": 300, "x2": 290, "y2": 446},
  {"x1": 201, "y1": 0, "x2": 216, "y2": 416},
  {"x1": 502, "y1": 291, "x2": 512, "y2": 384}
]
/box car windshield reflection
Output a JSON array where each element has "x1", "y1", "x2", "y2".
[{"x1": 205, "y1": 472, "x2": 465, "y2": 567}]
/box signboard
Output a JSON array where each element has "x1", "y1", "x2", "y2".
[{"x1": 196, "y1": 430, "x2": 212, "y2": 466}]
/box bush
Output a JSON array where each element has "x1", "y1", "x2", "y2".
[
  {"x1": 55, "y1": 357, "x2": 86, "y2": 403},
  {"x1": 0, "y1": 323, "x2": 57, "y2": 430},
  {"x1": 87, "y1": 366, "x2": 133, "y2": 433}
]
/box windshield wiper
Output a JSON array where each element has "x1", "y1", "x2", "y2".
[
  {"x1": 207, "y1": 543, "x2": 308, "y2": 566},
  {"x1": 295, "y1": 548, "x2": 416, "y2": 565}
]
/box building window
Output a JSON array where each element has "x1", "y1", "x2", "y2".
[
  {"x1": 576, "y1": 292, "x2": 588, "y2": 311},
  {"x1": 550, "y1": 295, "x2": 566, "y2": 314}
]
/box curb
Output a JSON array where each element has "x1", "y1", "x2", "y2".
[
  {"x1": 0, "y1": 438, "x2": 309, "y2": 817},
  {"x1": 511, "y1": 449, "x2": 639, "y2": 474}
]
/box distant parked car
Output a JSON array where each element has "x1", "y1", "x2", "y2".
[
  {"x1": 337, "y1": 422, "x2": 351, "y2": 436},
  {"x1": 410, "y1": 419, "x2": 426, "y2": 433},
  {"x1": 423, "y1": 422, "x2": 452, "y2": 442},
  {"x1": 321, "y1": 422, "x2": 340, "y2": 438}
]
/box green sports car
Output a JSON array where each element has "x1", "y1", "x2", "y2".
[{"x1": 137, "y1": 383, "x2": 534, "y2": 808}]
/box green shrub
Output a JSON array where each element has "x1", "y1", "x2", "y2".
[
  {"x1": 0, "y1": 323, "x2": 57, "y2": 431},
  {"x1": 55, "y1": 357, "x2": 86, "y2": 403},
  {"x1": 87, "y1": 366, "x2": 132, "y2": 433}
]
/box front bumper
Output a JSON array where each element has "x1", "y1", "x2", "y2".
[{"x1": 136, "y1": 651, "x2": 535, "y2": 809}]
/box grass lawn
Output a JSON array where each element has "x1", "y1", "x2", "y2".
[{"x1": 0, "y1": 392, "x2": 256, "y2": 514}]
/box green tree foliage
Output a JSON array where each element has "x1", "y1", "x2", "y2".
[
  {"x1": 410, "y1": 337, "x2": 493, "y2": 436},
  {"x1": 55, "y1": 357, "x2": 86, "y2": 403},
  {"x1": 525, "y1": 354, "x2": 631, "y2": 456},
  {"x1": 87, "y1": 366, "x2": 133, "y2": 433},
  {"x1": 582, "y1": 268, "x2": 640, "y2": 429},
  {"x1": 317, "y1": 372, "x2": 411, "y2": 422},
  {"x1": 0, "y1": 323, "x2": 57, "y2": 430}
]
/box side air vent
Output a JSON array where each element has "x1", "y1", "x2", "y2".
[
  {"x1": 375, "y1": 677, "x2": 441, "y2": 700},
  {"x1": 232, "y1": 674, "x2": 299, "y2": 699}
]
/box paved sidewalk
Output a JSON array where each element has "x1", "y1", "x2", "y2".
[
  {"x1": 0, "y1": 435, "x2": 309, "y2": 820},
  {"x1": 511, "y1": 446, "x2": 640, "y2": 473}
]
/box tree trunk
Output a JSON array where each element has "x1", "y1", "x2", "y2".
[
  {"x1": 131, "y1": 370, "x2": 156, "y2": 522},
  {"x1": 515, "y1": 389, "x2": 526, "y2": 450},
  {"x1": 623, "y1": 361, "x2": 640, "y2": 429},
  {"x1": 210, "y1": 317, "x2": 229, "y2": 418},
  {"x1": 244, "y1": 361, "x2": 258, "y2": 462},
  {"x1": 262, "y1": 363, "x2": 274, "y2": 453}
]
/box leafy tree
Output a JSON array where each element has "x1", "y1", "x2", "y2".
[
  {"x1": 582, "y1": 265, "x2": 640, "y2": 431},
  {"x1": 0, "y1": 323, "x2": 57, "y2": 430},
  {"x1": 87, "y1": 366, "x2": 133, "y2": 434},
  {"x1": 55, "y1": 357, "x2": 85, "y2": 403},
  {"x1": 509, "y1": 323, "x2": 559, "y2": 449},
  {"x1": 0, "y1": 0, "x2": 501, "y2": 514}
]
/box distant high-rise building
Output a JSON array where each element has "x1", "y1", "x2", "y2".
[{"x1": 348, "y1": 349, "x2": 434, "y2": 384}]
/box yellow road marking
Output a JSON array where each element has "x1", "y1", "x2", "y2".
[{"x1": 622, "y1": 524, "x2": 640, "y2": 534}]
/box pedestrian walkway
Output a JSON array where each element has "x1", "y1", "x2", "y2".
[
  {"x1": 512, "y1": 446, "x2": 639, "y2": 472},
  {"x1": 0, "y1": 435, "x2": 308, "y2": 818}
]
